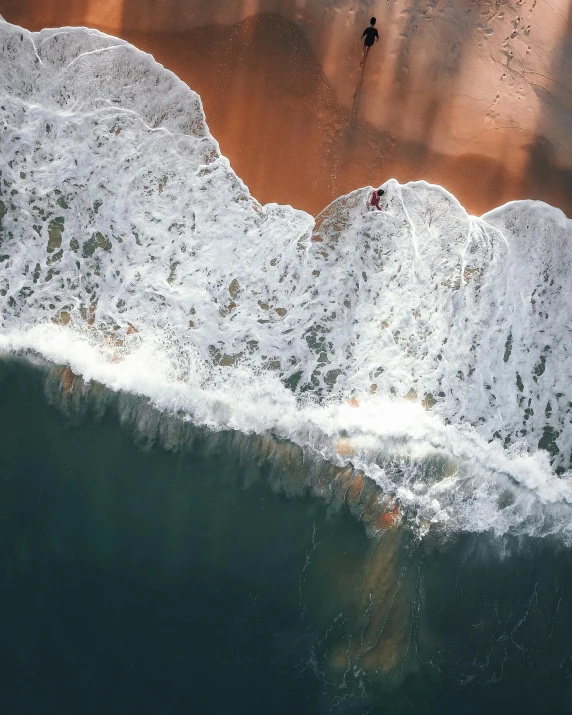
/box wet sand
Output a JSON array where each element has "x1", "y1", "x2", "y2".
[{"x1": 1, "y1": 2, "x2": 571, "y2": 217}]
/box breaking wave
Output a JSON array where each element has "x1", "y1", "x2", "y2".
[{"x1": 2, "y1": 20, "x2": 572, "y2": 540}]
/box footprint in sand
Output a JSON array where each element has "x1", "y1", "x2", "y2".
[
  {"x1": 502, "y1": 49, "x2": 514, "y2": 64},
  {"x1": 486, "y1": 95, "x2": 501, "y2": 119}
]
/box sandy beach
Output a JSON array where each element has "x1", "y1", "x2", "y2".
[{"x1": 1, "y1": 0, "x2": 571, "y2": 217}]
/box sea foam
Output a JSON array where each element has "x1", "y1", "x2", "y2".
[{"x1": 1, "y1": 20, "x2": 572, "y2": 539}]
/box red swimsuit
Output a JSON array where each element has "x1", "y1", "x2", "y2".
[{"x1": 370, "y1": 191, "x2": 382, "y2": 210}]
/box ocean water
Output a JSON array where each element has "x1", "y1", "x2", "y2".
[
  {"x1": 2, "y1": 18, "x2": 572, "y2": 713},
  {"x1": 2, "y1": 358, "x2": 572, "y2": 714}
]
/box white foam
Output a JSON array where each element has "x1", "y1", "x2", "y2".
[{"x1": 2, "y1": 19, "x2": 572, "y2": 540}]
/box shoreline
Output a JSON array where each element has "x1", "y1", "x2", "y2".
[{"x1": 1, "y1": 7, "x2": 571, "y2": 218}]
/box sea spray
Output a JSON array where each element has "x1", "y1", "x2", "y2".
[{"x1": 41, "y1": 361, "x2": 400, "y2": 536}]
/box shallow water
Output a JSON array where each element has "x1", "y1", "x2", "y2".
[{"x1": 1, "y1": 358, "x2": 572, "y2": 714}]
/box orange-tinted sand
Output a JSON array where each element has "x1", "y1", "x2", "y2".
[{"x1": 1, "y1": 0, "x2": 571, "y2": 217}]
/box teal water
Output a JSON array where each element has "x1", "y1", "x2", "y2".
[{"x1": 1, "y1": 358, "x2": 572, "y2": 714}]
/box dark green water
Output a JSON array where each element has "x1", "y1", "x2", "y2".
[{"x1": 1, "y1": 358, "x2": 572, "y2": 714}]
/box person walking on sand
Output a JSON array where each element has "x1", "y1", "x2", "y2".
[
  {"x1": 367, "y1": 188, "x2": 385, "y2": 210},
  {"x1": 361, "y1": 17, "x2": 379, "y2": 59}
]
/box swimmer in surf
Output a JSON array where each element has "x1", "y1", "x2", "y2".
[
  {"x1": 367, "y1": 188, "x2": 385, "y2": 210},
  {"x1": 361, "y1": 17, "x2": 379, "y2": 59}
]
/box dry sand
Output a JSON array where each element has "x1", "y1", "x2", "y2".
[{"x1": 1, "y1": 0, "x2": 571, "y2": 217}]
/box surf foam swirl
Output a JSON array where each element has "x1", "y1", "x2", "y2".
[{"x1": 1, "y1": 20, "x2": 572, "y2": 539}]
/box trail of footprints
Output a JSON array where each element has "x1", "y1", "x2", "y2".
[{"x1": 476, "y1": 0, "x2": 536, "y2": 61}]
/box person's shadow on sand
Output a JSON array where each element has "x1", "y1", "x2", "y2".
[{"x1": 351, "y1": 52, "x2": 368, "y2": 126}]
